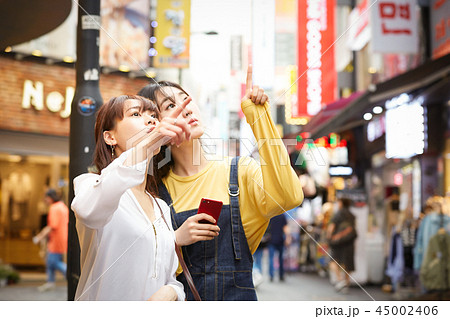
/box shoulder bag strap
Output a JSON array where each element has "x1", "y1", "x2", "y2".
[{"x1": 153, "y1": 198, "x2": 202, "y2": 301}]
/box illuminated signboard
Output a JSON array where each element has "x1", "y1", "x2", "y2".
[
  {"x1": 385, "y1": 94, "x2": 425, "y2": 159},
  {"x1": 296, "y1": 0, "x2": 337, "y2": 118}
]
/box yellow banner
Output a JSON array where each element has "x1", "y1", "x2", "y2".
[{"x1": 153, "y1": 0, "x2": 191, "y2": 68}]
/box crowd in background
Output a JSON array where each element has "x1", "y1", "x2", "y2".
[{"x1": 252, "y1": 193, "x2": 450, "y2": 298}]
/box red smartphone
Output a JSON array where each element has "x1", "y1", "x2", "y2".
[{"x1": 197, "y1": 198, "x2": 223, "y2": 225}]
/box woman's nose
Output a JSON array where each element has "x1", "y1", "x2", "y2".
[
  {"x1": 183, "y1": 104, "x2": 193, "y2": 117},
  {"x1": 146, "y1": 116, "x2": 157, "y2": 125}
]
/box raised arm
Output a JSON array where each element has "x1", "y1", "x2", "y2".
[{"x1": 240, "y1": 65, "x2": 304, "y2": 219}]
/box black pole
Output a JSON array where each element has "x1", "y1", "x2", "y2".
[
  {"x1": 420, "y1": 5, "x2": 431, "y2": 60},
  {"x1": 68, "y1": 0, "x2": 102, "y2": 301}
]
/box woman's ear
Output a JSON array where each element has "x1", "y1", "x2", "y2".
[{"x1": 103, "y1": 130, "x2": 116, "y2": 146}]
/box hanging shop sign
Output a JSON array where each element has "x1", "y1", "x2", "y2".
[
  {"x1": 430, "y1": 0, "x2": 450, "y2": 59},
  {"x1": 296, "y1": 0, "x2": 337, "y2": 118},
  {"x1": 22, "y1": 80, "x2": 73, "y2": 119},
  {"x1": 152, "y1": 0, "x2": 191, "y2": 68},
  {"x1": 371, "y1": 0, "x2": 419, "y2": 54},
  {"x1": 347, "y1": 0, "x2": 371, "y2": 51},
  {"x1": 385, "y1": 93, "x2": 425, "y2": 159}
]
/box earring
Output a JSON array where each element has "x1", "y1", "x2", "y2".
[{"x1": 111, "y1": 145, "x2": 115, "y2": 159}]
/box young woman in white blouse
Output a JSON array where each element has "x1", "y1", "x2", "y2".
[{"x1": 71, "y1": 95, "x2": 219, "y2": 300}]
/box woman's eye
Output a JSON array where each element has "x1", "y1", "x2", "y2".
[
  {"x1": 132, "y1": 112, "x2": 140, "y2": 116},
  {"x1": 166, "y1": 103, "x2": 176, "y2": 110},
  {"x1": 150, "y1": 113, "x2": 157, "y2": 119}
]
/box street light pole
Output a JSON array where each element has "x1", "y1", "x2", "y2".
[{"x1": 67, "y1": 0, "x2": 103, "y2": 300}]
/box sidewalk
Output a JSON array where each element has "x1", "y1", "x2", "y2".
[{"x1": 0, "y1": 271, "x2": 67, "y2": 301}]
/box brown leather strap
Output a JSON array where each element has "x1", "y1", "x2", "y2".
[
  {"x1": 154, "y1": 198, "x2": 202, "y2": 301},
  {"x1": 174, "y1": 242, "x2": 202, "y2": 301}
]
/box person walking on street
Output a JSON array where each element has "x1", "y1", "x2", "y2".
[
  {"x1": 33, "y1": 189, "x2": 69, "y2": 292},
  {"x1": 327, "y1": 198, "x2": 357, "y2": 293},
  {"x1": 268, "y1": 213, "x2": 290, "y2": 282}
]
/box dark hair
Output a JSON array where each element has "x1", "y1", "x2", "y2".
[
  {"x1": 45, "y1": 189, "x2": 60, "y2": 202},
  {"x1": 93, "y1": 95, "x2": 159, "y2": 196},
  {"x1": 340, "y1": 198, "x2": 352, "y2": 209},
  {"x1": 137, "y1": 82, "x2": 190, "y2": 194},
  {"x1": 137, "y1": 81, "x2": 189, "y2": 109}
]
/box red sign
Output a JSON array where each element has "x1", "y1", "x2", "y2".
[
  {"x1": 431, "y1": 0, "x2": 450, "y2": 59},
  {"x1": 296, "y1": 0, "x2": 337, "y2": 118}
]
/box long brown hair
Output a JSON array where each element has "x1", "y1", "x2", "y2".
[
  {"x1": 137, "y1": 82, "x2": 190, "y2": 194},
  {"x1": 93, "y1": 95, "x2": 159, "y2": 196}
]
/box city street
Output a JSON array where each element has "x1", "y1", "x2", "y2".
[
  {"x1": 256, "y1": 272, "x2": 393, "y2": 301},
  {"x1": 0, "y1": 271, "x2": 395, "y2": 301}
]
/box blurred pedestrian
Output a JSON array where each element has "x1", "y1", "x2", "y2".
[
  {"x1": 33, "y1": 189, "x2": 69, "y2": 292},
  {"x1": 137, "y1": 65, "x2": 304, "y2": 300},
  {"x1": 268, "y1": 213, "x2": 290, "y2": 282},
  {"x1": 252, "y1": 225, "x2": 270, "y2": 287},
  {"x1": 71, "y1": 95, "x2": 190, "y2": 300},
  {"x1": 327, "y1": 198, "x2": 357, "y2": 293},
  {"x1": 315, "y1": 202, "x2": 333, "y2": 277}
]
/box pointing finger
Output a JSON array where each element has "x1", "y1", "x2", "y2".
[
  {"x1": 168, "y1": 96, "x2": 192, "y2": 119},
  {"x1": 245, "y1": 65, "x2": 253, "y2": 93}
]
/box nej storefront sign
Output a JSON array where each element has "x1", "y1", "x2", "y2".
[{"x1": 22, "y1": 80, "x2": 74, "y2": 119}]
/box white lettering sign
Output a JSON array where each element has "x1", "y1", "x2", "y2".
[
  {"x1": 22, "y1": 80, "x2": 73, "y2": 118},
  {"x1": 305, "y1": 0, "x2": 326, "y2": 116}
]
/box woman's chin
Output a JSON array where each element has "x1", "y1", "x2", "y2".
[{"x1": 191, "y1": 126, "x2": 205, "y2": 139}]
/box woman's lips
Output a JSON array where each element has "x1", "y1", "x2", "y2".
[{"x1": 188, "y1": 118, "x2": 198, "y2": 125}]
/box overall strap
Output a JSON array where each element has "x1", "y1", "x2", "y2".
[
  {"x1": 158, "y1": 182, "x2": 178, "y2": 228},
  {"x1": 229, "y1": 156, "x2": 241, "y2": 260}
]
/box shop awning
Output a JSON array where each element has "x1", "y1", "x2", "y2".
[
  {"x1": 287, "y1": 53, "x2": 450, "y2": 140},
  {"x1": 296, "y1": 91, "x2": 367, "y2": 139}
]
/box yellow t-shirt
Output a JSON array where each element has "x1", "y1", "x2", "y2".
[{"x1": 163, "y1": 99, "x2": 304, "y2": 254}]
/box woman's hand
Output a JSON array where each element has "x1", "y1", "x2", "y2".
[
  {"x1": 127, "y1": 97, "x2": 193, "y2": 164},
  {"x1": 147, "y1": 285, "x2": 178, "y2": 301},
  {"x1": 241, "y1": 65, "x2": 269, "y2": 105},
  {"x1": 175, "y1": 213, "x2": 220, "y2": 246},
  {"x1": 155, "y1": 97, "x2": 192, "y2": 146}
]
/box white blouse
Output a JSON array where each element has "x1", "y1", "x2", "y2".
[{"x1": 71, "y1": 150, "x2": 185, "y2": 301}]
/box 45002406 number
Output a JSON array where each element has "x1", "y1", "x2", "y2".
[{"x1": 376, "y1": 305, "x2": 438, "y2": 316}]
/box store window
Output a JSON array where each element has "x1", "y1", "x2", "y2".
[{"x1": 0, "y1": 153, "x2": 68, "y2": 265}]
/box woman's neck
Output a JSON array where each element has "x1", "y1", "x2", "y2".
[
  {"x1": 170, "y1": 138, "x2": 209, "y2": 176},
  {"x1": 132, "y1": 179, "x2": 147, "y2": 195}
]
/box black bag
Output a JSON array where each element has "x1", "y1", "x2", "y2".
[
  {"x1": 330, "y1": 220, "x2": 357, "y2": 247},
  {"x1": 259, "y1": 224, "x2": 272, "y2": 248}
]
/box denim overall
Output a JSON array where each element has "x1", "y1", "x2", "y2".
[{"x1": 158, "y1": 157, "x2": 257, "y2": 300}]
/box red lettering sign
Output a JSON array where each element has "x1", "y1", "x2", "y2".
[{"x1": 379, "y1": 2, "x2": 412, "y2": 35}]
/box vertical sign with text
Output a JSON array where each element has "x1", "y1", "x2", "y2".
[
  {"x1": 430, "y1": 0, "x2": 450, "y2": 59},
  {"x1": 153, "y1": 0, "x2": 191, "y2": 68},
  {"x1": 297, "y1": 0, "x2": 337, "y2": 118}
]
